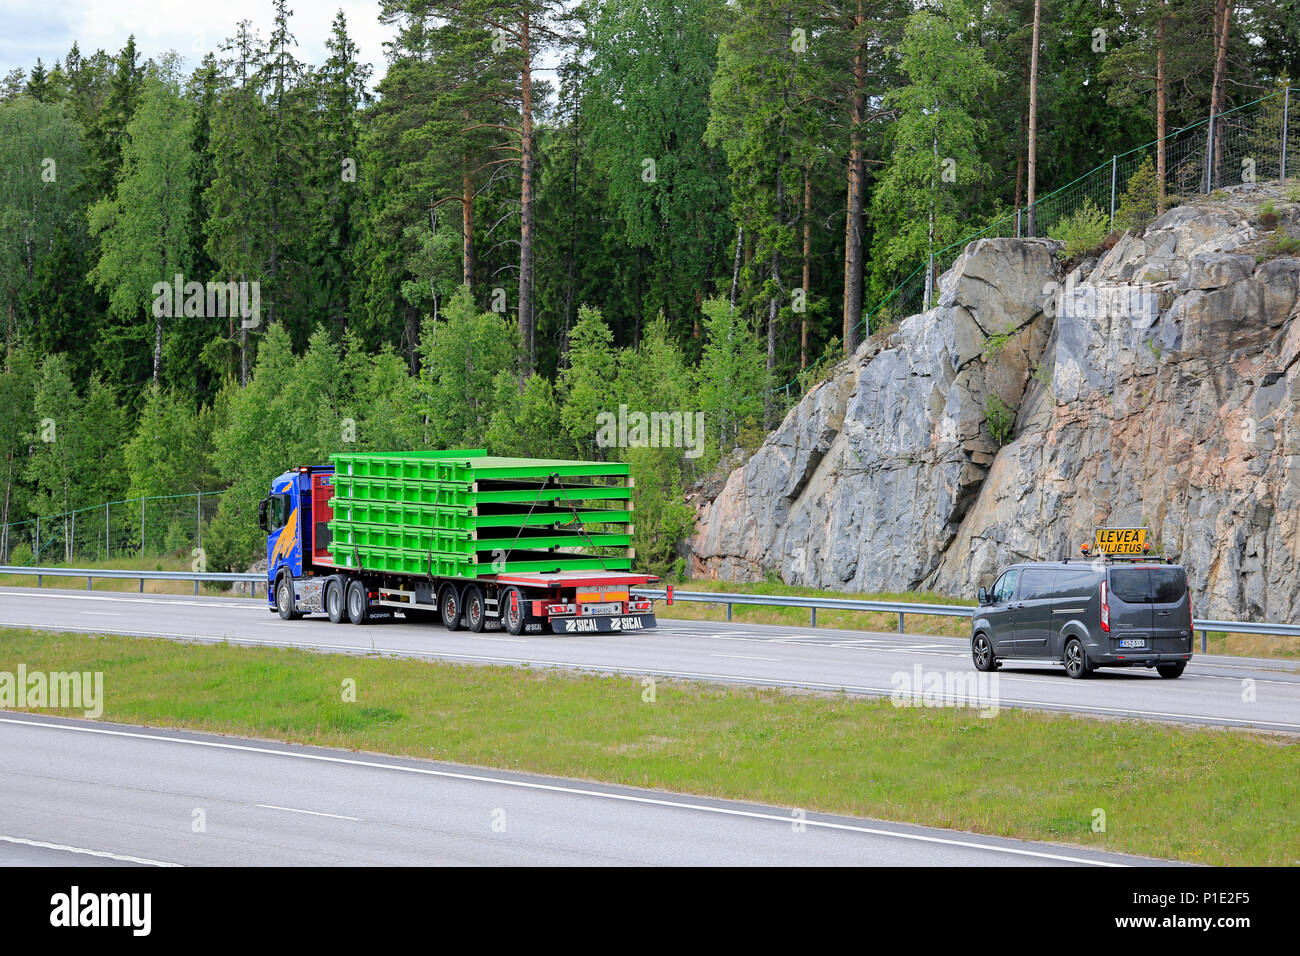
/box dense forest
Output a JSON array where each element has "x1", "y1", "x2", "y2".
[{"x1": 0, "y1": 0, "x2": 1296, "y2": 574}]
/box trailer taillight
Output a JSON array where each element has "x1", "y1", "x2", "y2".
[
  {"x1": 629, "y1": 599, "x2": 652, "y2": 612},
  {"x1": 546, "y1": 603, "x2": 576, "y2": 616}
]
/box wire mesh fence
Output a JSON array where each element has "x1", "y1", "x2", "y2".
[
  {"x1": 774, "y1": 85, "x2": 1297, "y2": 409},
  {"x1": 1, "y1": 491, "x2": 226, "y2": 567}
]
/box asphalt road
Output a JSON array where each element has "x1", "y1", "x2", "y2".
[
  {"x1": 0, "y1": 712, "x2": 1163, "y2": 866},
  {"x1": 2, "y1": 588, "x2": 1298, "y2": 732}
]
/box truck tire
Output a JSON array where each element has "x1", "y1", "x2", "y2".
[
  {"x1": 346, "y1": 579, "x2": 370, "y2": 625},
  {"x1": 276, "y1": 573, "x2": 301, "y2": 620},
  {"x1": 502, "y1": 586, "x2": 526, "y2": 636},
  {"x1": 464, "y1": 585, "x2": 486, "y2": 633},
  {"x1": 439, "y1": 584, "x2": 463, "y2": 631},
  {"x1": 325, "y1": 577, "x2": 346, "y2": 624}
]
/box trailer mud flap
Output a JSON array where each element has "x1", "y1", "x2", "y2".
[{"x1": 552, "y1": 614, "x2": 656, "y2": 634}]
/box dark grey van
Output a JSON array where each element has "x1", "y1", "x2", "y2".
[{"x1": 972, "y1": 560, "x2": 1193, "y2": 678}]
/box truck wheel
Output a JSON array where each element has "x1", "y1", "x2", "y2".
[
  {"x1": 276, "y1": 574, "x2": 301, "y2": 620},
  {"x1": 1157, "y1": 662, "x2": 1186, "y2": 679},
  {"x1": 464, "y1": 585, "x2": 486, "y2": 633},
  {"x1": 325, "y1": 578, "x2": 346, "y2": 624},
  {"x1": 502, "y1": 587, "x2": 525, "y2": 636},
  {"x1": 346, "y1": 579, "x2": 370, "y2": 625},
  {"x1": 971, "y1": 633, "x2": 998, "y2": 672},
  {"x1": 439, "y1": 584, "x2": 463, "y2": 631},
  {"x1": 1064, "y1": 638, "x2": 1092, "y2": 679}
]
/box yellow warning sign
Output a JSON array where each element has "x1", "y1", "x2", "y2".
[{"x1": 1094, "y1": 527, "x2": 1148, "y2": 555}]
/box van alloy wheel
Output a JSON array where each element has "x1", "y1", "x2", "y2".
[
  {"x1": 972, "y1": 634, "x2": 998, "y2": 672},
  {"x1": 1064, "y1": 638, "x2": 1090, "y2": 679}
]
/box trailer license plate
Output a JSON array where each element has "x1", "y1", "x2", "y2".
[
  {"x1": 582, "y1": 602, "x2": 621, "y2": 615},
  {"x1": 1119, "y1": 638, "x2": 1145, "y2": 648}
]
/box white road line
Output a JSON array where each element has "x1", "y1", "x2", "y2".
[
  {"x1": 0, "y1": 590, "x2": 256, "y2": 610},
  {"x1": 0, "y1": 716, "x2": 1128, "y2": 866},
  {"x1": 255, "y1": 804, "x2": 362, "y2": 821},
  {"x1": 83, "y1": 612, "x2": 124, "y2": 617},
  {"x1": 0, "y1": 834, "x2": 180, "y2": 867},
  {"x1": 710, "y1": 653, "x2": 783, "y2": 662}
]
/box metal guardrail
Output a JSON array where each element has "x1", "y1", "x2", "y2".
[
  {"x1": 1, "y1": 568, "x2": 1296, "y2": 652},
  {"x1": 0, "y1": 565, "x2": 263, "y2": 596},
  {"x1": 631, "y1": 587, "x2": 971, "y2": 632},
  {"x1": 631, "y1": 587, "x2": 1300, "y2": 653}
]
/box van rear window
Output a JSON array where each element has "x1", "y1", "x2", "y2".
[
  {"x1": 1149, "y1": 568, "x2": 1187, "y2": 603},
  {"x1": 1108, "y1": 567, "x2": 1187, "y2": 603}
]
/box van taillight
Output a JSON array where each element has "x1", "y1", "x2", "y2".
[{"x1": 1100, "y1": 580, "x2": 1110, "y2": 633}]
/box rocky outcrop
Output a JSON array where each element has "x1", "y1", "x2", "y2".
[{"x1": 690, "y1": 184, "x2": 1300, "y2": 621}]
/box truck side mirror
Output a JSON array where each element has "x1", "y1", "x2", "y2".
[
  {"x1": 977, "y1": 586, "x2": 989, "y2": 605},
  {"x1": 257, "y1": 498, "x2": 269, "y2": 532}
]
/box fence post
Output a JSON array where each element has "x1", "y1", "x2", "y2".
[
  {"x1": 1015, "y1": 208, "x2": 1021, "y2": 238},
  {"x1": 105, "y1": 502, "x2": 110, "y2": 560},
  {"x1": 924, "y1": 255, "x2": 934, "y2": 311},
  {"x1": 1282, "y1": 85, "x2": 1291, "y2": 182},
  {"x1": 1204, "y1": 112, "x2": 1216, "y2": 193},
  {"x1": 197, "y1": 491, "x2": 202, "y2": 550},
  {"x1": 141, "y1": 497, "x2": 146, "y2": 555},
  {"x1": 1109, "y1": 155, "x2": 1118, "y2": 228}
]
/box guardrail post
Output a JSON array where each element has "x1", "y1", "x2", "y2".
[
  {"x1": 1200, "y1": 630, "x2": 1207, "y2": 653},
  {"x1": 37, "y1": 573, "x2": 41, "y2": 588},
  {"x1": 194, "y1": 579, "x2": 200, "y2": 596},
  {"x1": 725, "y1": 603, "x2": 732, "y2": 622},
  {"x1": 87, "y1": 575, "x2": 92, "y2": 590},
  {"x1": 139, "y1": 578, "x2": 144, "y2": 593},
  {"x1": 810, "y1": 606, "x2": 816, "y2": 627},
  {"x1": 897, "y1": 612, "x2": 904, "y2": 634}
]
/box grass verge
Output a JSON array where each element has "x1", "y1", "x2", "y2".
[{"x1": 2, "y1": 627, "x2": 1296, "y2": 865}]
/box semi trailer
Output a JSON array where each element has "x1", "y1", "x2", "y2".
[{"x1": 258, "y1": 449, "x2": 658, "y2": 634}]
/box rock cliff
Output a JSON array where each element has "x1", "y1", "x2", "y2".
[{"x1": 689, "y1": 185, "x2": 1300, "y2": 620}]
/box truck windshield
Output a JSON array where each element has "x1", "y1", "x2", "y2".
[{"x1": 1109, "y1": 567, "x2": 1186, "y2": 603}]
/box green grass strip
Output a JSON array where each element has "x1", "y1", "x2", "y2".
[{"x1": 2, "y1": 628, "x2": 1296, "y2": 865}]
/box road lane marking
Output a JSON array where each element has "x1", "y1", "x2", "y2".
[
  {"x1": 711, "y1": 653, "x2": 783, "y2": 662},
  {"x1": 0, "y1": 834, "x2": 180, "y2": 867},
  {"x1": 0, "y1": 716, "x2": 1131, "y2": 866},
  {"x1": 255, "y1": 804, "x2": 361, "y2": 821}
]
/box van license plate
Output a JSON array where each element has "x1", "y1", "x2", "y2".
[{"x1": 1119, "y1": 638, "x2": 1145, "y2": 648}]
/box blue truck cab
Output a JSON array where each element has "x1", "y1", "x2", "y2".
[{"x1": 257, "y1": 465, "x2": 336, "y2": 615}]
